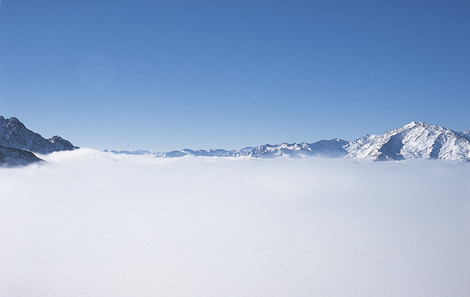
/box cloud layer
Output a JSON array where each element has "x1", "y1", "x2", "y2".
[{"x1": 1, "y1": 149, "x2": 469, "y2": 297}]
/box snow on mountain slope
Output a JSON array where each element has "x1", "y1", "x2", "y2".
[
  {"x1": 234, "y1": 139, "x2": 348, "y2": 158},
  {"x1": 0, "y1": 116, "x2": 77, "y2": 154},
  {"x1": 107, "y1": 122, "x2": 469, "y2": 161},
  {"x1": 105, "y1": 149, "x2": 153, "y2": 155},
  {"x1": 461, "y1": 129, "x2": 470, "y2": 141},
  {"x1": 347, "y1": 122, "x2": 470, "y2": 161},
  {"x1": 150, "y1": 139, "x2": 348, "y2": 159}
]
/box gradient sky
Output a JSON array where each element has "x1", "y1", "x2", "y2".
[{"x1": 0, "y1": 0, "x2": 469, "y2": 151}]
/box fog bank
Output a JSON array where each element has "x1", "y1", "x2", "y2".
[{"x1": 1, "y1": 149, "x2": 469, "y2": 297}]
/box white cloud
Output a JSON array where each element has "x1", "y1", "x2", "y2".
[{"x1": 0, "y1": 149, "x2": 469, "y2": 297}]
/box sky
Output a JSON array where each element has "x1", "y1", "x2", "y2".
[
  {"x1": 0, "y1": 0, "x2": 469, "y2": 151},
  {"x1": 1, "y1": 152, "x2": 469, "y2": 296}
]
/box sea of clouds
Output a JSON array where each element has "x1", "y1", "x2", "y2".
[{"x1": 0, "y1": 149, "x2": 469, "y2": 297}]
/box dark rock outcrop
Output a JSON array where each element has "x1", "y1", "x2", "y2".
[
  {"x1": 0, "y1": 145, "x2": 43, "y2": 167},
  {"x1": 0, "y1": 116, "x2": 77, "y2": 154}
]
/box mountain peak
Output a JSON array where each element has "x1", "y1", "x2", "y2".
[
  {"x1": 404, "y1": 121, "x2": 418, "y2": 128},
  {"x1": 108, "y1": 121, "x2": 469, "y2": 162},
  {"x1": 347, "y1": 122, "x2": 470, "y2": 161},
  {"x1": 403, "y1": 121, "x2": 434, "y2": 129},
  {"x1": 0, "y1": 116, "x2": 77, "y2": 154}
]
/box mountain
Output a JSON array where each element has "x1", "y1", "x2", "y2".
[
  {"x1": 149, "y1": 139, "x2": 349, "y2": 159},
  {"x1": 461, "y1": 129, "x2": 470, "y2": 141},
  {"x1": 0, "y1": 116, "x2": 77, "y2": 154},
  {"x1": 0, "y1": 116, "x2": 78, "y2": 167},
  {"x1": 0, "y1": 145, "x2": 43, "y2": 167},
  {"x1": 158, "y1": 148, "x2": 236, "y2": 158},
  {"x1": 110, "y1": 122, "x2": 469, "y2": 161},
  {"x1": 4, "y1": 116, "x2": 466, "y2": 163},
  {"x1": 108, "y1": 139, "x2": 348, "y2": 159},
  {"x1": 235, "y1": 139, "x2": 349, "y2": 158},
  {"x1": 105, "y1": 149, "x2": 153, "y2": 155},
  {"x1": 106, "y1": 139, "x2": 349, "y2": 158},
  {"x1": 346, "y1": 122, "x2": 470, "y2": 161}
]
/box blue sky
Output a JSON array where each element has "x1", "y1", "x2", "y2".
[{"x1": 0, "y1": 0, "x2": 469, "y2": 151}]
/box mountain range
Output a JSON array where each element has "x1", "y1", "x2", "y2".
[
  {"x1": 1, "y1": 116, "x2": 469, "y2": 166},
  {"x1": 0, "y1": 116, "x2": 77, "y2": 167},
  {"x1": 111, "y1": 122, "x2": 470, "y2": 162}
]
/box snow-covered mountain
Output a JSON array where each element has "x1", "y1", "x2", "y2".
[
  {"x1": 109, "y1": 138, "x2": 348, "y2": 158},
  {"x1": 2, "y1": 116, "x2": 468, "y2": 164},
  {"x1": 346, "y1": 122, "x2": 470, "y2": 161},
  {"x1": 160, "y1": 148, "x2": 238, "y2": 158},
  {"x1": 233, "y1": 139, "x2": 348, "y2": 158},
  {"x1": 112, "y1": 139, "x2": 349, "y2": 159},
  {"x1": 462, "y1": 129, "x2": 470, "y2": 142},
  {"x1": 105, "y1": 149, "x2": 153, "y2": 155},
  {"x1": 0, "y1": 116, "x2": 77, "y2": 154},
  {"x1": 109, "y1": 122, "x2": 470, "y2": 161}
]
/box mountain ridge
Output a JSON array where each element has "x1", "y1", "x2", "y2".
[
  {"x1": 109, "y1": 122, "x2": 470, "y2": 161},
  {"x1": 0, "y1": 145, "x2": 43, "y2": 167},
  {"x1": 0, "y1": 116, "x2": 78, "y2": 155},
  {"x1": 346, "y1": 122, "x2": 470, "y2": 161},
  {"x1": 3, "y1": 117, "x2": 468, "y2": 166},
  {"x1": 0, "y1": 116, "x2": 78, "y2": 167}
]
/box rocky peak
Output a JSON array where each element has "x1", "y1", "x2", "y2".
[{"x1": 0, "y1": 116, "x2": 77, "y2": 155}]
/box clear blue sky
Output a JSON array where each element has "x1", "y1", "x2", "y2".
[{"x1": 0, "y1": 0, "x2": 469, "y2": 151}]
